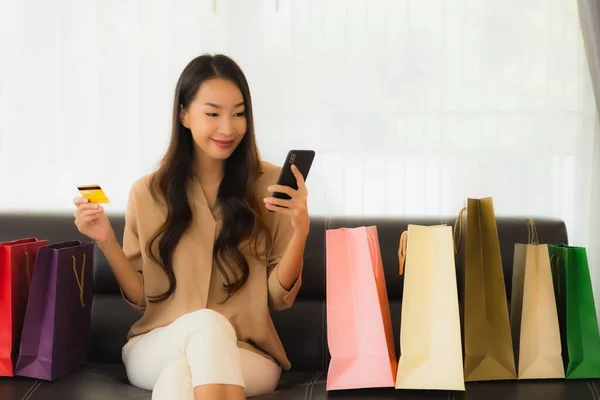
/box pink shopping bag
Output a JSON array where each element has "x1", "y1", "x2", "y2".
[{"x1": 325, "y1": 225, "x2": 397, "y2": 391}]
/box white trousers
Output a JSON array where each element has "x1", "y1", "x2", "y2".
[{"x1": 122, "y1": 309, "x2": 282, "y2": 399}]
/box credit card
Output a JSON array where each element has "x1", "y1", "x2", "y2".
[{"x1": 77, "y1": 185, "x2": 110, "y2": 204}]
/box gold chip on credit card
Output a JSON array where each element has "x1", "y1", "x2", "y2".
[{"x1": 77, "y1": 185, "x2": 110, "y2": 204}]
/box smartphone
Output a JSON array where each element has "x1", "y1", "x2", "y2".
[{"x1": 272, "y1": 150, "x2": 315, "y2": 202}]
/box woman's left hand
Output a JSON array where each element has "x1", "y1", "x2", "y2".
[{"x1": 264, "y1": 164, "x2": 310, "y2": 236}]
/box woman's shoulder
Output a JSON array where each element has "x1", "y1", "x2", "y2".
[
  {"x1": 258, "y1": 161, "x2": 282, "y2": 183},
  {"x1": 126, "y1": 172, "x2": 166, "y2": 214},
  {"x1": 129, "y1": 173, "x2": 154, "y2": 200},
  {"x1": 124, "y1": 172, "x2": 170, "y2": 235},
  {"x1": 255, "y1": 161, "x2": 282, "y2": 193}
]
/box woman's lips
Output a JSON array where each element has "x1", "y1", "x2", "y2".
[{"x1": 212, "y1": 139, "x2": 234, "y2": 149}]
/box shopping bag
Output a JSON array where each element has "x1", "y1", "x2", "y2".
[
  {"x1": 325, "y1": 226, "x2": 397, "y2": 390},
  {"x1": 458, "y1": 197, "x2": 517, "y2": 381},
  {"x1": 0, "y1": 237, "x2": 49, "y2": 376},
  {"x1": 394, "y1": 224, "x2": 464, "y2": 391},
  {"x1": 15, "y1": 240, "x2": 95, "y2": 381},
  {"x1": 510, "y1": 218, "x2": 564, "y2": 379},
  {"x1": 548, "y1": 243, "x2": 600, "y2": 379}
]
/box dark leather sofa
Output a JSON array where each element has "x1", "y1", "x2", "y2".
[{"x1": 0, "y1": 212, "x2": 598, "y2": 399}]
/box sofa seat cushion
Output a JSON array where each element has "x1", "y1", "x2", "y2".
[
  {"x1": 1, "y1": 366, "x2": 599, "y2": 399},
  {"x1": 0, "y1": 365, "x2": 327, "y2": 400},
  {"x1": 0, "y1": 364, "x2": 147, "y2": 400},
  {"x1": 288, "y1": 378, "x2": 600, "y2": 400}
]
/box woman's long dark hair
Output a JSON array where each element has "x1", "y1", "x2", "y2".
[{"x1": 145, "y1": 54, "x2": 271, "y2": 303}]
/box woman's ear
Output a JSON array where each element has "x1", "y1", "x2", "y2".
[{"x1": 179, "y1": 104, "x2": 189, "y2": 128}]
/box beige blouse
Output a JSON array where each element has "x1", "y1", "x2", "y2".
[{"x1": 121, "y1": 161, "x2": 302, "y2": 370}]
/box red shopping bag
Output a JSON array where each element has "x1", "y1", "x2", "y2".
[{"x1": 0, "y1": 237, "x2": 49, "y2": 376}]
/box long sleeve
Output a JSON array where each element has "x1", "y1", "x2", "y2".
[{"x1": 266, "y1": 212, "x2": 303, "y2": 311}]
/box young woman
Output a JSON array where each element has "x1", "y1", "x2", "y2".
[{"x1": 73, "y1": 54, "x2": 309, "y2": 400}]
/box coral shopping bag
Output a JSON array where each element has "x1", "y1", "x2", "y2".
[{"x1": 325, "y1": 226, "x2": 397, "y2": 390}]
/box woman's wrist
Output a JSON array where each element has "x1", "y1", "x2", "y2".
[{"x1": 97, "y1": 231, "x2": 118, "y2": 251}]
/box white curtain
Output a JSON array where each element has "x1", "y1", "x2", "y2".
[
  {"x1": 578, "y1": 0, "x2": 600, "y2": 325},
  {"x1": 589, "y1": 115, "x2": 600, "y2": 323},
  {"x1": 0, "y1": 0, "x2": 597, "y2": 251}
]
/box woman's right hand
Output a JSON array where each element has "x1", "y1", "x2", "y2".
[{"x1": 73, "y1": 197, "x2": 115, "y2": 244}]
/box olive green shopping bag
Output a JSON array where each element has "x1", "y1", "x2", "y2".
[{"x1": 457, "y1": 197, "x2": 517, "y2": 382}]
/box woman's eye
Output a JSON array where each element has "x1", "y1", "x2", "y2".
[
  {"x1": 234, "y1": 112, "x2": 246, "y2": 117},
  {"x1": 206, "y1": 113, "x2": 218, "y2": 117}
]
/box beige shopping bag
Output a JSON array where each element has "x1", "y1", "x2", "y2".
[
  {"x1": 395, "y1": 224, "x2": 465, "y2": 391},
  {"x1": 511, "y1": 218, "x2": 564, "y2": 379}
]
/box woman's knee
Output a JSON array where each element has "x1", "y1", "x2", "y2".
[
  {"x1": 185, "y1": 327, "x2": 245, "y2": 391},
  {"x1": 178, "y1": 309, "x2": 237, "y2": 342}
]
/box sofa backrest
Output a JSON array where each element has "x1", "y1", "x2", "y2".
[{"x1": 0, "y1": 213, "x2": 568, "y2": 372}]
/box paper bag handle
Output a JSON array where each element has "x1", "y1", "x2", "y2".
[
  {"x1": 453, "y1": 206, "x2": 467, "y2": 254},
  {"x1": 525, "y1": 217, "x2": 539, "y2": 244},
  {"x1": 398, "y1": 231, "x2": 407, "y2": 275},
  {"x1": 72, "y1": 254, "x2": 87, "y2": 308}
]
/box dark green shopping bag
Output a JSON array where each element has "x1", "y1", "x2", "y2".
[{"x1": 548, "y1": 244, "x2": 600, "y2": 379}]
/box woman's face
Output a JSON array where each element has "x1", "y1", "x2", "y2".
[{"x1": 181, "y1": 78, "x2": 247, "y2": 162}]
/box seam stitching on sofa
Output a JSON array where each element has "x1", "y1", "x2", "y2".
[
  {"x1": 303, "y1": 371, "x2": 316, "y2": 399},
  {"x1": 311, "y1": 371, "x2": 321, "y2": 398},
  {"x1": 304, "y1": 375, "x2": 313, "y2": 400},
  {"x1": 593, "y1": 380, "x2": 600, "y2": 400},
  {"x1": 592, "y1": 380, "x2": 600, "y2": 400},
  {"x1": 307, "y1": 371, "x2": 322, "y2": 400},
  {"x1": 19, "y1": 380, "x2": 40, "y2": 400},
  {"x1": 22, "y1": 380, "x2": 43, "y2": 400},
  {"x1": 304, "y1": 371, "x2": 320, "y2": 400},
  {"x1": 587, "y1": 380, "x2": 597, "y2": 400},
  {"x1": 29, "y1": 381, "x2": 43, "y2": 400}
]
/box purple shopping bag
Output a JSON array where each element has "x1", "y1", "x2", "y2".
[{"x1": 15, "y1": 240, "x2": 94, "y2": 381}]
